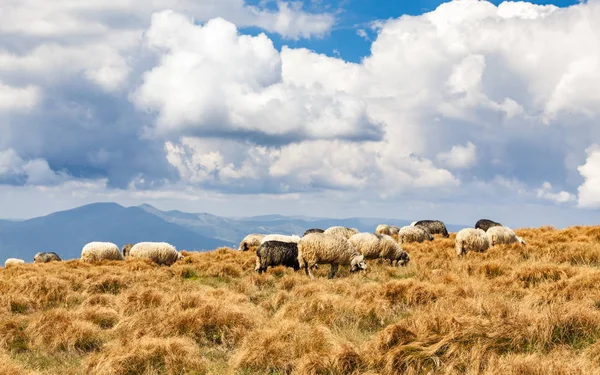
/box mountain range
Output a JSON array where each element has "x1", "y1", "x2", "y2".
[{"x1": 0, "y1": 202, "x2": 468, "y2": 262}]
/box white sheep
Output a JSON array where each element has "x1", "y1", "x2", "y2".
[
  {"x1": 486, "y1": 226, "x2": 526, "y2": 247},
  {"x1": 238, "y1": 234, "x2": 266, "y2": 251},
  {"x1": 397, "y1": 226, "x2": 434, "y2": 243},
  {"x1": 260, "y1": 234, "x2": 301, "y2": 245},
  {"x1": 4, "y1": 258, "x2": 25, "y2": 267},
  {"x1": 129, "y1": 242, "x2": 182, "y2": 266},
  {"x1": 81, "y1": 242, "x2": 124, "y2": 263},
  {"x1": 297, "y1": 232, "x2": 367, "y2": 279},
  {"x1": 323, "y1": 226, "x2": 360, "y2": 239},
  {"x1": 375, "y1": 224, "x2": 400, "y2": 237},
  {"x1": 349, "y1": 233, "x2": 410, "y2": 267},
  {"x1": 455, "y1": 228, "x2": 490, "y2": 257}
]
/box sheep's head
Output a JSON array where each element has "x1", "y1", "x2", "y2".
[
  {"x1": 239, "y1": 242, "x2": 248, "y2": 251},
  {"x1": 397, "y1": 251, "x2": 410, "y2": 266},
  {"x1": 350, "y1": 254, "x2": 367, "y2": 272},
  {"x1": 518, "y1": 236, "x2": 526, "y2": 246},
  {"x1": 121, "y1": 244, "x2": 133, "y2": 257}
]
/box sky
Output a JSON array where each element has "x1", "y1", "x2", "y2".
[{"x1": 1, "y1": 0, "x2": 599, "y2": 228}]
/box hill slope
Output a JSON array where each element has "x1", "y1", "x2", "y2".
[{"x1": 1, "y1": 226, "x2": 600, "y2": 374}]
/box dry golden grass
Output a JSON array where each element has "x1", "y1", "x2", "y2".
[{"x1": 1, "y1": 226, "x2": 600, "y2": 374}]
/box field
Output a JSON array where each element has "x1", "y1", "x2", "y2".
[{"x1": 2, "y1": 226, "x2": 600, "y2": 374}]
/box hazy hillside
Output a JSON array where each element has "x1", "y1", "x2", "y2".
[
  {"x1": 138, "y1": 203, "x2": 468, "y2": 243},
  {"x1": 0, "y1": 203, "x2": 231, "y2": 261},
  {"x1": 0, "y1": 202, "x2": 468, "y2": 262}
]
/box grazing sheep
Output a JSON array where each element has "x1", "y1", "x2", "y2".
[
  {"x1": 4, "y1": 258, "x2": 25, "y2": 267},
  {"x1": 238, "y1": 234, "x2": 266, "y2": 252},
  {"x1": 122, "y1": 243, "x2": 134, "y2": 257},
  {"x1": 33, "y1": 252, "x2": 62, "y2": 263},
  {"x1": 81, "y1": 242, "x2": 124, "y2": 263},
  {"x1": 255, "y1": 241, "x2": 300, "y2": 274},
  {"x1": 397, "y1": 226, "x2": 434, "y2": 243},
  {"x1": 260, "y1": 234, "x2": 301, "y2": 245},
  {"x1": 455, "y1": 228, "x2": 489, "y2": 257},
  {"x1": 412, "y1": 220, "x2": 450, "y2": 238},
  {"x1": 349, "y1": 233, "x2": 410, "y2": 267},
  {"x1": 323, "y1": 226, "x2": 360, "y2": 239},
  {"x1": 475, "y1": 219, "x2": 502, "y2": 232},
  {"x1": 297, "y1": 232, "x2": 367, "y2": 279},
  {"x1": 303, "y1": 228, "x2": 325, "y2": 236},
  {"x1": 375, "y1": 224, "x2": 400, "y2": 236},
  {"x1": 486, "y1": 226, "x2": 526, "y2": 246},
  {"x1": 129, "y1": 242, "x2": 182, "y2": 266}
]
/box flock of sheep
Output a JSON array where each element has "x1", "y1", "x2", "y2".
[
  {"x1": 3, "y1": 241, "x2": 183, "y2": 268},
  {"x1": 242, "y1": 218, "x2": 526, "y2": 279},
  {"x1": 2, "y1": 218, "x2": 525, "y2": 280}
]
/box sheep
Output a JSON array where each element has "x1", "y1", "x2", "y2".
[
  {"x1": 260, "y1": 234, "x2": 301, "y2": 245},
  {"x1": 375, "y1": 224, "x2": 400, "y2": 236},
  {"x1": 455, "y1": 228, "x2": 489, "y2": 257},
  {"x1": 81, "y1": 242, "x2": 124, "y2": 263},
  {"x1": 33, "y1": 252, "x2": 62, "y2": 263},
  {"x1": 4, "y1": 258, "x2": 25, "y2": 267},
  {"x1": 255, "y1": 241, "x2": 300, "y2": 274},
  {"x1": 323, "y1": 226, "x2": 360, "y2": 239},
  {"x1": 129, "y1": 242, "x2": 182, "y2": 266},
  {"x1": 238, "y1": 234, "x2": 266, "y2": 252},
  {"x1": 122, "y1": 243, "x2": 134, "y2": 257},
  {"x1": 397, "y1": 226, "x2": 434, "y2": 243},
  {"x1": 349, "y1": 233, "x2": 410, "y2": 267},
  {"x1": 303, "y1": 228, "x2": 325, "y2": 236},
  {"x1": 297, "y1": 232, "x2": 367, "y2": 279},
  {"x1": 475, "y1": 219, "x2": 502, "y2": 232},
  {"x1": 412, "y1": 220, "x2": 450, "y2": 238},
  {"x1": 486, "y1": 226, "x2": 526, "y2": 246}
]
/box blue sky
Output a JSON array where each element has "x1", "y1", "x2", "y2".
[{"x1": 0, "y1": 0, "x2": 599, "y2": 227}]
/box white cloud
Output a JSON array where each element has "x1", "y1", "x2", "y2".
[
  {"x1": 436, "y1": 141, "x2": 477, "y2": 169},
  {"x1": 356, "y1": 29, "x2": 369, "y2": 41},
  {"x1": 0, "y1": 0, "x2": 333, "y2": 40},
  {"x1": 537, "y1": 181, "x2": 575, "y2": 204},
  {"x1": 4, "y1": 0, "x2": 600, "y2": 221},
  {"x1": 577, "y1": 145, "x2": 600, "y2": 209},
  {"x1": 132, "y1": 12, "x2": 379, "y2": 141},
  {"x1": 0, "y1": 82, "x2": 41, "y2": 110},
  {"x1": 0, "y1": 149, "x2": 68, "y2": 186},
  {"x1": 0, "y1": 1, "x2": 333, "y2": 93}
]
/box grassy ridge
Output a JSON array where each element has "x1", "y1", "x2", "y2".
[{"x1": 1, "y1": 225, "x2": 600, "y2": 374}]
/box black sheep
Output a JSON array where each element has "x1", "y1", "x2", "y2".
[
  {"x1": 413, "y1": 220, "x2": 450, "y2": 238},
  {"x1": 255, "y1": 240, "x2": 300, "y2": 274},
  {"x1": 33, "y1": 252, "x2": 62, "y2": 263},
  {"x1": 303, "y1": 228, "x2": 325, "y2": 236},
  {"x1": 475, "y1": 219, "x2": 502, "y2": 232}
]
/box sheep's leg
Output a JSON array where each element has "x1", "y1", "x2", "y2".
[
  {"x1": 328, "y1": 264, "x2": 339, "y2": 279},
  {"x1": 254, "y1": 257, "x2": 261, "y2": 272},
  {"x1": 307, "y1": 264, "x2": 316, "y2": 280}
]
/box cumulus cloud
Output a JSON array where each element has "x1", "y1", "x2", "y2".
[
  {"x1": 0, "y1": 149, "x2": 68, "y2": 186},
  {"x1": 132, "y1": 11, "x2": 381, "y2": 142},
  {"x1": 436, "y1": 142, "x2": 477, "y2": 169},
  {"x1": 0, "y1": 82, "x2": 41, "y2": 111},
  {"x1": 577, "y1": 145, "x2": 600, "y2": 209},
  {"x1": 537, "y1": 181, "x2": 575, "y2": 204},
  {"x1": 2, "y1": 0, "x2": 600, "y2": 221}
]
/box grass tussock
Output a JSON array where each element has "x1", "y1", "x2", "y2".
[{"x1": 2, "y1": 226, "x2": 600, "y2": 374}]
